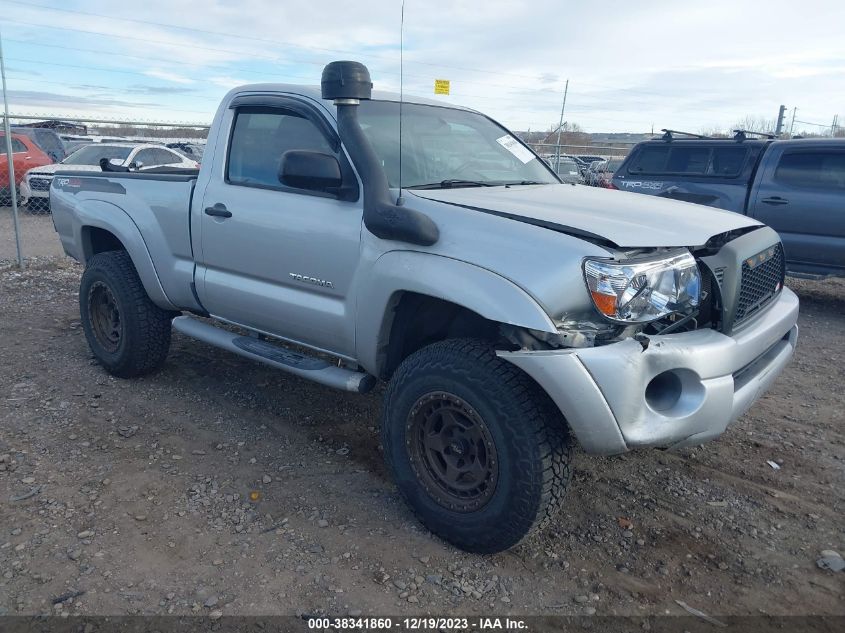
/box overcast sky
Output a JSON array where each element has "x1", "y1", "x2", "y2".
[{"x1": 2, "y1": 0, "x2": 844, "y2": 135}]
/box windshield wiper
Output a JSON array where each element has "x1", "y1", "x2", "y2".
[
  {"x1": 503, "y1": 180, "x2": 547, "y2": 186},
  {"x1": 409, "y1": 179, "x2": 497, "y2": 190}
]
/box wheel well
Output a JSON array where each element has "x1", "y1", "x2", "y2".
[
  {"x1": 381, "y1": 292, "x2": 499, "y2": 380},
  {"x1": 84, "y1": 227, "x2": 125, "y2": 260}
]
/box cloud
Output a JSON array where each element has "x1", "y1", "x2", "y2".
[
  {"x1": 5, "y1": 0, "x2": 844, "y2": 131},
  {"x1": 208, "y1": 76, "x2": 252, "y2": 89},
  {"x1": 6, "y1": 89, "x2": 159, "y2": 110},
  {"x1": 127, "y1": 84, "x2": 199, "y2": 95},
  {"x1": 143, "y1": 70, "x2": 196, "y2": 84}
]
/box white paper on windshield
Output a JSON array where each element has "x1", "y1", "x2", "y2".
[{"x1": 496, "y1": 134, "x2": 535, "y2": 164}]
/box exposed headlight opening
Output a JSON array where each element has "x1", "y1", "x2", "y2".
[{"x1": 584, "y1": 250, "x2": 701, "y2": 324}]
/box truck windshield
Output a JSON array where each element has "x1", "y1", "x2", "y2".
[
  {"x1": 62, "y1": 145, "x2": 133, "y2": 165},
  {"x1": 357, "y1": 101, "x2": 558, "y2": 188}
]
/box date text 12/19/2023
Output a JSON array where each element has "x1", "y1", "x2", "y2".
[{"x1": 307, "y1": 617, "x2": 529, "y2": 630}]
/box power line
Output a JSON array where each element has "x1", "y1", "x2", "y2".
[
  {"x1": 2, "y1": 31, "x2": 578, "y2": 97},
  {"x1": 0, "y1": 0, "x2": 587, "y2": 82},
  {"x1": 794, "y1": 118, "x2": 836, "y2": 128},
  {"x1": 3, "y1": 26, "x2": 704, "y2": 109},
  {"x1": 3, "y1": 38, "x2": 321, "y2": 82},
  {"x1": 8, "y1": 0, "x2": 818, "y2": 132},
  {"x1": 6, "y1": 112, "x2": 210, "y2": 127},
  {"x1": 2, "y1": 51, "x2": 742, "y2": 127},
  {"x1": 2, "y1": 18, "x2": 326, "y2": 67},
  {"x1": 1, "y1": 0, "x2": 407, "y2": 65},
  {"x1": 3, "y1": 76, "x2": 214, "y2": 116},
  {"x1": 3, "y1": 8, "x2": 684, "y2": 99},
  {"x1": 1, "y1": 13, "x2": 723, "y2": 130},
  {"x1": 0, "y1": 54, "x2": 584, "y2": 114},
  {"x1": 3, "y1": 62, "x2": 656, "y2": 126}
]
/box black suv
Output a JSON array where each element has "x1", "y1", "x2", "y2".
[{"x1": 612, "y1": 131, "x2": 845, "y2": 278}]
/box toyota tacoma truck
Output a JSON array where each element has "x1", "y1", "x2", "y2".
[{"x1": 50, "y1": 62, "x2": 799, "y2": 553}]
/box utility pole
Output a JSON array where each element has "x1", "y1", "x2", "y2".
[
  {"x1": 831, "y1": 114, "x2": 839, "y2": 137},
  {"x1": 0, "y1": 28, "x2": 23, "y2": 268},
  {"x1": 774, "y1": 104, "x2": 786, "y2": 136},
  {"x1": 554, "y1": 79, "x2": 569, "y2": 173},
  {"x1": 789, "y1": 107, "x2": 797, "y2": 137}
]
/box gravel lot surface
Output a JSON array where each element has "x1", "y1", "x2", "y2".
[
  {"x1": 0, "y1": 208, "x2": 64, "y2": 264},
  {"x1": 1, "y1": 251, "x2": 843, "y2": 619}
]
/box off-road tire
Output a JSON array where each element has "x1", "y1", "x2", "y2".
[
  {"x1": 79, "y1": 250, "x2": 173, "y2": 378},
  {"x1": 382, "y1": 338, "x2": 572, "y2": 553}
]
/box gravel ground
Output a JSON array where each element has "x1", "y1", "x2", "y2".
[
  {"x1": 0, "y1": 255, "x2": 843, "y2": 620},
  {"x1": 0, "y1": 206, "x2": 66, "y2": 264}
]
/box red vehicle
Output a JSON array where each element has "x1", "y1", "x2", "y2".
[{"x1": 1, "y1": 133, "x2": 52, "y2": 204}]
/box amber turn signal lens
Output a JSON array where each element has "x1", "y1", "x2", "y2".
[{"x1": 590, "y1": 290, "x2": 616, "y2": 316}]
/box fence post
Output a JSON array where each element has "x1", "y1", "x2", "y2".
[
  {"x1": 554, "y1": 79, "x2": 569, "y2": 173},
  {"x1": 0, "y1": 29, "x2": 24, "y2": 268}
]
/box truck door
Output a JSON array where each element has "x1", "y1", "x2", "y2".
[
  {"x1": 194, "y1": 98, "x2": 363, "y2": 357},
  {"x1": 748, "y1": 145, "x2": 845, "y2": 275}
]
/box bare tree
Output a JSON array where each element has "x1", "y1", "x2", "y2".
[
  {"x1": 90, "y1": 124, "x2": 208, "y2": 140},
  {"x1": 698, "y1": 126, "x2": 730, "y2": 138},
  {"x1": 731, "y1": 115, "x2": 777, "y2": 135}
]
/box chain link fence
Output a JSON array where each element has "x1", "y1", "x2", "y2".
[
  {"x1": 1, "y1": 115, "x2": 209, "y2": 266},
  {"x1": 529, "y1": 142, "x2": 634, "y2": 167}
]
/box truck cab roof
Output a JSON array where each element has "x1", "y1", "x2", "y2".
[{"x1": 222, "y1": 83, "x2": 476, "y2": 114}]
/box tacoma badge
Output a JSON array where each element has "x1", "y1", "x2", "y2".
[{"x1": 289, "y1": 273, "x2": 334, "y2": 289}]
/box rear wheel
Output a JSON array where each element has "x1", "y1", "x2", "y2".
[
  {"x1": 382, "y1": 339, "x2": 572, "y2": 553},
  {"x1": 79, "y1": 250, "x2": 174, "y2": 378}
]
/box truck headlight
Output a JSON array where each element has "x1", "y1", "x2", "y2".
[{"x1": 583, "y1": 250, "x2": 701, "y2": 323}]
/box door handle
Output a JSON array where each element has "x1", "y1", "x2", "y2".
[
  {"x1": 204, "y1": 203, "x2": 232, "y2": 218},
  {"x1": 761, "y1": 196, "x2": 789, "y2": 205}
]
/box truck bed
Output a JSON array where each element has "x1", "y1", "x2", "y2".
[{"x1": 50, "y1": 170, "x2": 203, "y2": 313}]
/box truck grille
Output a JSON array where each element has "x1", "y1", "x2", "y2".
[
  {"x1": 734, "y1": 244, "x2": 785, "y2": 325},
  {"x1": 29, "y1": 177, "x2": 52, "y2": 192}
]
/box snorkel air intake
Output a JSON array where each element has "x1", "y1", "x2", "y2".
[{"x1": 321, "y1": 61, "x2": 439, "y2": 246}]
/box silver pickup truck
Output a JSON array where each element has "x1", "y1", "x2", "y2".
[{"x1": 51, "y1": 62, "x2": 799, "y2": 553}]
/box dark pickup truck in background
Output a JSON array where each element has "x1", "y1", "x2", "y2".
[{"x1": 613, "y1": 135, "x2": 845, "y2": 278}]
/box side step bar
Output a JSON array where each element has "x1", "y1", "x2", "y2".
[{"x1": 172, "y1": 316, "x2": 376, "y2": 394}]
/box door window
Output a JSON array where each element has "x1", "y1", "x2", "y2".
[
  {"x1": 628, "y1": 144, "x2": 748, "y2": 177},
  {"x1": 227, "y1": 107, "x2": 336, "y2": 189},
  {"x1": 774, "y1": 151, "x2": 845, "y2": 189},
  {"x1": 0, "y1": 138, "x2": 28, "y2": 154},
  {"x1": 665, "y1": 147, "x2": 709, "y2": 174},
  {"x1": 132, "y1": 149, "x2": 159, "y2": 167},
  {"x1": 707, "y1": 147, "x2": 748, "y2": 176},
  {"x1": 154, "y1": 148, "x2": 181, "y2": 164},
  {"x1": 627, "y1": 146, "x2": 670, "y2": 173}
]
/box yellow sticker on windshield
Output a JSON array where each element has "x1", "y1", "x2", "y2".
[{"x1": 434, "y1": 79, "x2": 450, "y2": 95}]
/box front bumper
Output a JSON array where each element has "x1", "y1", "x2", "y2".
[{"x1": 499, "y1": 287, "x2": 799, "y2": 455}]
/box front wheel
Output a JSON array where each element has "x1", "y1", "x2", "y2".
[
  {"x1": 382, "y1": 339, "x2": 572, "y2": 553},
  {"x1": 79, "y1": 250, "x2": 174, "y2": 378}
]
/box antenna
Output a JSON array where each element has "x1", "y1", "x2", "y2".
[{"x1": 397, "y1": 0, "x2": 405, "y2": 205}]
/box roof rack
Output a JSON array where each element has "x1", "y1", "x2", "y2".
[
  {"x1": 732, "y1": 129, "x2": 776, "y2": 141},
  {"x1": 659, "y1": 129, "x2": 709, "y2": 141}
]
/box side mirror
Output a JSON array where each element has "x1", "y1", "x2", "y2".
[{"x1": 279, "y1": 150, "x2": 342, "y2": 194}]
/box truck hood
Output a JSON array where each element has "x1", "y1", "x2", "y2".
[
  {"x1": 26, "y1": 164, "x2": 104, "y2": 176},
  {"x1": 411, "y1": 184, "x2": 760, "y2": 248}
]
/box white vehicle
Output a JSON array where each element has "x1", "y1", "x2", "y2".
[{"x1": 21, "y1": 143, "x2": 198, "y2": 210}]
